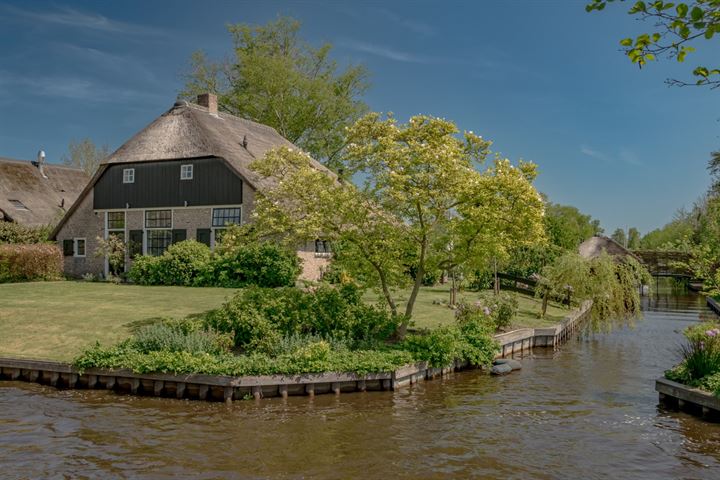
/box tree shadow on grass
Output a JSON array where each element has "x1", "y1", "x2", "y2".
[{"x1": 122, "y1": 310, "x2": 217, "y2": 333}]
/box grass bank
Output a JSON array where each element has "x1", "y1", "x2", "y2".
[
  {"x1": 1, "y1": 282, "x2": 570, "y2": 363},
  {"x1": 364, "y1": 285, "x2": 569, "y2": 331},
  {"x1": 0, "y1": 282, "x2": 236, "y2": 361}
]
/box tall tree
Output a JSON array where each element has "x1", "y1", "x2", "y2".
[
  {"x1": 249, "y1": 113, "x2": 545, "y2": 338},
  {"x1": 611, "y1": 227, "x2": 628, "y2": 247},
  {"x1": 544, "y1": 202, "x2": 603, "y2": 250},
  {"x1": 61, "y1": 138, "x2": 109, "y2": 175},
  {"x1": 181, "y1": 17, "x2": 369, "y2": 170},
  {"x1": 587, "y1": 0, "x2": 720, "y2": 88},
  {"x1": 627, "y1": 227, "x2": 641, "y2": 249}
]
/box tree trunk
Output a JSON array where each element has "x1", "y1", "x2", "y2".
[
  {"x1": 397, "y1": 239, "x2": 427, "y2": 339},
  {"x1": 449, "y1": 269, "x2": 457, "y2": 307},
  {"x1": 493, "y1": 257, "x2": 499, "y2": 295},
  {"x1": 541, "y1": 291, "x2": 549, "y2": 317},
  {"x1": 376, "y1": 264, "x2": 398, "y2": 317}
]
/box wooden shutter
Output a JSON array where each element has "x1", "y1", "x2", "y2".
[
  {"x1": 196, "y1": 228, "x2": 211, "y2": 247},
  {"x1": 172, "y1": 229, "x2": 187, "y2": 244},
  {"x1": 129, "y1": 230, "x2": 143, "y2": 258},
  {"x1": 62, "y1": 239, "x2": 74, "y2": 256}
]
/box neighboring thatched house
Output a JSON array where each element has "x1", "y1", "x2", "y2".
[
  {"x1": 51, "y1": 93, "x2": 331, "y2": 280},
  {"x1": 578, "y1": 235, "x2": 640, "y2": 261},
  {"x1": 0, "y1": 154, "x2": 88, "y2": 227}
]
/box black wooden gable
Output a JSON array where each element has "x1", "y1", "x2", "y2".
[{"x1": 93, "y1": 157, "x2": 243, "y2": 210}]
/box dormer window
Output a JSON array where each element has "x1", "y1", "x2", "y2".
[
  {"x1": 123, "y1": 168, "x2": 135, "y2": 184},
  {"x1": 180, "y1": 164, "x2": 193, "y2": 180}
]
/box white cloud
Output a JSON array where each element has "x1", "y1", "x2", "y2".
[
  {"x1": 1, "y1": 4, "x2": 165, "y2": 37},
  {"x1": 580, "y1": 145, "x2": 643, "y2": 166},
  {"x1": 339, "y1": 40, "x2": 428, "y2": 63},
  {"x1": 0, "y1": 72, "x2": 165, "y2": 104}
]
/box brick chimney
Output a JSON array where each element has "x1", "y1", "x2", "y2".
[{"x1": 197, "y1": 93, "x2": 217, "y2": 115}]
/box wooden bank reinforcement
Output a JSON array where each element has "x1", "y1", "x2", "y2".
[
  {"x1": 0, "y1": 301, "x2": 593, "y2": 403},
  {"x1": 652, "y1": 295, "x2": 720, "y2": 422}
]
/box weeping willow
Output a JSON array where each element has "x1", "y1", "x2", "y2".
[{"x1": 537, "y1": 251, "x2": 652, "y2": 330}]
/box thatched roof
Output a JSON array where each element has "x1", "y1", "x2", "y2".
[
  {"x1": 578, "y1": 235, "x2": 640, "y2": 261},
  {"x1": 52, "y1": 97, "x2": 334, "y2": 239},
  {"x1": 0, "y1": 157, "x2": 88, "y2": 227},
  {"x1": 101, "y1": 99, "x2": 333, "y2": 190}
]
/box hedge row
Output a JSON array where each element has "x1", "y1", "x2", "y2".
[
  {"x1": 0, "y1": 244, "x2": 63, "y2": 283},
  {"x1": 128, "y1": 240, "x2": 301, "y2": 288},
  {"x1": 0, "y1": 222, "x2": 51, "y2": 244}
]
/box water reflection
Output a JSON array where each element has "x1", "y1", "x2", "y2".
[{"x1": 1, "y1": 289, "x2": 720, "y2": 479}]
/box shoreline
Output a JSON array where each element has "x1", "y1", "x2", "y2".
[
  {"x1": 0, "y1": 301, "x2": 593, "y2": 402},
  {"x1": 654, "y1": 296, "x2": 720, "y2": 422}
]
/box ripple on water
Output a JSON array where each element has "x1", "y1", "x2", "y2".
[{"x1": 2, "y1": 292, "x2": 720, "y2": 479}]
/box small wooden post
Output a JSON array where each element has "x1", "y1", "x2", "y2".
[
  {"x1": 68, "y1": 373, "x2": 78, "y2": 388},
  {"x1": 130, "y1": 378, "x2": 140, "y2": 394},
  {"x1": 357, "y1": 380, "x2": 367, "y2": 392},
  {"x1": 153, "y1": 380, "x2": 164, "y2": 396},
  {"x1": 105, "y1": 376, "x2": 116, "y2": 390},
  {"x1": 176, "y1": 382, "x2": 186, "y2": 399},
  {"x1": 305, "y1": 383, "x2": 315, "y2": 397},
  {"x1": 252, "y1": 385, "x2": 262, "y2": 400},
  {"x1": 279, "y1": 384, "x2": 288, "y2": 399},
  {"x1": 198, "y1": 385, "x2": 209, "y2": 400},
  {"x1": 87, "y1": 374, "x2": 98, "y2": 389},
  {"x1": 224, "y1": 387, "x2": 234, "y2": 404},
  {"x1": 49, "y1": 372, "x2": 59, "y2": 387},
  {"x1": 332, "y1": 383, "x2": 341, "y2": 395}
]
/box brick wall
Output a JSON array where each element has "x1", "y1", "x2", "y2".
[{"x1": 55, "y1": 189, "x2": 105, "y2": 278}]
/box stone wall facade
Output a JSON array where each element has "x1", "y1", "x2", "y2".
[
  {"x1": 55, "y1": 189, "x2": 105, "y2": 278},
  {"x1": 55, "y1": 183, "x2": 327, "y2": 281}
]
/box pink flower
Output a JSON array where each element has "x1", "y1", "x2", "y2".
[
  {"x1": 483, "y1": 307, "x2": 491, "y2": 316},
  {"x1": 707, "y1": 329, "x2": 717, "y2": 337}
]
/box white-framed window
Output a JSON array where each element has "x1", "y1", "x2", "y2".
[
  {"x1": 123, "y1": 168, "x2": 135, "y2": 184},
  {"x1": 145, "y1": 209, "x2": 172, "y2": 229},
  {"x1": 145, "y1": 209, "x2": 172, "y2": 256},
  {"x1": 211, "y1": 207, "x2": 241, "y2": 227},
  {"x1": 74, "y1": 238, "x2": 86, "y2": 257},
  {"x1": 210, "y1": 207, "x2": 242, "y2": 248},
  {"x1": 180, "y1": 164, "x2": 193, "y2": 180}
]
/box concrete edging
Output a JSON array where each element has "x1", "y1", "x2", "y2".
[
  {"x1": 0, "y1": 301, "x2": 593, "y2": 402},
  {"x1": 656, "y1": 377, "x2": 720, "y2": 422}
]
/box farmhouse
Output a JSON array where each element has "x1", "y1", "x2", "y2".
[
  {"x1": 0, "y1": 154, "x2": 88, "y2": 227},
  {"x1": 52, "y1": 94, "x2": 331, "y2": 280}
]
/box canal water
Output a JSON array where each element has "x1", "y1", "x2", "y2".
[{"x1": 2, "y1": 291, "x2": 720, "y2": 479}]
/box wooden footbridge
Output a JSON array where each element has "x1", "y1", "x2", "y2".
[
  {"x1": 579, "y1": 236, "x2": 694, "y2": 279},
  {"x1": 632, "y1": 250, "x2": 693, "y2": 278}
]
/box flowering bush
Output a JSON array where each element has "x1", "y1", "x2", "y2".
[
  {"x1": 666, "y1": 321, "x2": 720, "y2": 396},
  {"x1": 0, "y1": 244, "x2": 63, "y2": 282},
  {"x1": 457, "y1": 293, "x2": 519, "y2": 332}
]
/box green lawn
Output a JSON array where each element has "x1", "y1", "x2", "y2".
[
  {"x1": 0, "y1": 282, "x2": 237, "y2": 361},
  {"x1": 364, "y1": 285, "x2": 570, "y2": 331},
  {"x1": 0, "y1": 281, "x2": 573, "y2": 363}
]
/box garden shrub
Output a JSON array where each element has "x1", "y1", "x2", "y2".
[
  {"x1": 127, "y1": 255, "x2": 163, "y2": 285},
  {"x1": 0, "y1": 222, "x2": 51, "y2": 244},
  {"x1": 128, "y1": 241, "x2": 211, "y2": 286},
  {"x1": 74, "y1": 342, "x2": 415, "y2": 376},
  {"x1": 456, "y1": 293, "x2": 518, "y2": 332},
  {"x1": 158, "y1": 240, "x2": 212, "y2": 286},
  {"x1": 0, "y1": 244, "x2": 63, "y2": 282},
  {"x1": 203, "y1": 285, "x2": 399, "y2": 352},
  {"x1": 128, "y1": 239, "x2": 299, "y2": 288},
  {"x1": 130, "y1": 322, "x2": 232, "y2": 355},
  {"x1": 210, "y1": 241, "x2": 300, "y2": 288},
  {"x1": 402, "y1": 327, "x2": 464, "y2": 367},
  {"x1": 666, "y1": 322, "x2": 720, "y2": 396}
]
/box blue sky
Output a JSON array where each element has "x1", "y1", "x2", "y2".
[{"x1": 0, "y1": 0, "x2": 718, "y2": 234}]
